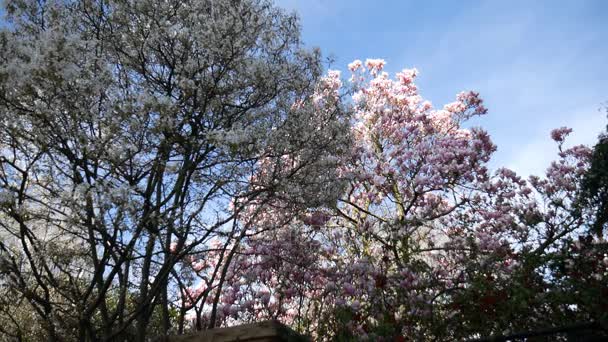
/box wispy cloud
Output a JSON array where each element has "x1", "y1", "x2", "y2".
[{"x1": 401, "y1": 0, "x2": 608, "y2": 175}]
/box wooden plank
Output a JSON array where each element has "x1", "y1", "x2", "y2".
[{"x1": 160, "y1": 320, "x2": 309, "y2": 342}]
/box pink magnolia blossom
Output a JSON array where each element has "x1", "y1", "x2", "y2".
[
  {"x1": 550, "y1": 126, "x2": 573, "y2": 142},
  {"x1": 170, "y1": 59, "x2": 598, "y2": 340}
]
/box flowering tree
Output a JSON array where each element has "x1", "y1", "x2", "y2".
[
  {"x1": 0, "y1": 0, "x2": 604, "y2": 340},
  {"x1": 166, "y1": 69, "x2": 346, "y2": 332},
  {"x1": 212, "y1": 60, "x2": 606, "y2": 341},
  {"x1": 0, "y1": 0, "x2": 348, "y2": 340}
]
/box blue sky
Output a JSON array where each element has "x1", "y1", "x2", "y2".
[
  {"x1": 278, "y1": 0, "x2": 608, "y2": 177},
  {"x1": 1, "y1": 1, "x2": 606, "y2": 177}
]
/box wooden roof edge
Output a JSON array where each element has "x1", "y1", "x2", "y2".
[{"x1": 155, "y1": 320, "x2": 310, "y2": 342}]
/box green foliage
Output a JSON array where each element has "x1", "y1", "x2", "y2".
[{"x1": 578, "y1": 112, "x2": 608, "y2": 236}]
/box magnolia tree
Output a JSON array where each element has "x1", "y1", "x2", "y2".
[
  {"x1": 203, "y1": 60, "x2": 606, "y2": 341},
  {"x1": 0, "y1": 0, "x2": 349, "y2": 340},
  {"x1": 0, "y1": 0, "x2": 605, "y2": 341},
  {"x1": 167, "y1": 70, "x2": 347, "y2": 332}
]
